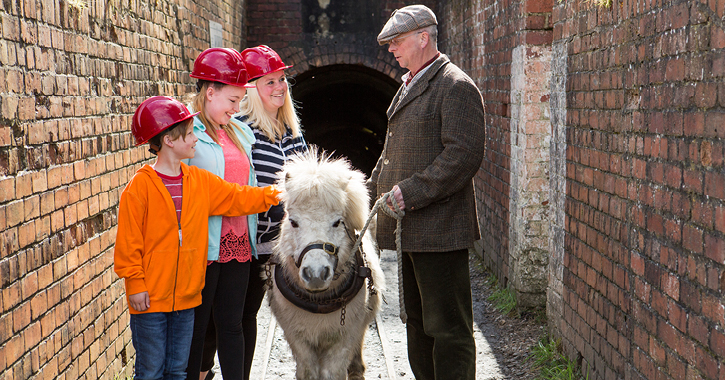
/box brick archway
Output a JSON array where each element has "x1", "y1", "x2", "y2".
[
  {"x1": 275, "y1": 44, "x2": 405, "y2": 84},
  {"x1": 290, "y1": 62, "x2": 400, "y2": 175}
]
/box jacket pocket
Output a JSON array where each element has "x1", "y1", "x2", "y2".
[
  {"x1": 144, "y1": 250, "x2": 176, "y2": 302},
  {"x1": 176, "y1": 247, "x2": 203, "y2": 299}
]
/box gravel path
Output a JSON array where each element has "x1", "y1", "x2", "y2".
[{"x1": 207, "y1": 250, "x2": 545, "y2": 379}]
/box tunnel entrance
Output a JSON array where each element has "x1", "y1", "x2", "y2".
[{"x1": 291, "y1": 64, "x2": 400, "y2": 176}]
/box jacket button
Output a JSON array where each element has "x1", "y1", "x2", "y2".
[
  {"x1": 384, "y1": 159, "x2": 389, "y2": 165},
  {"x1": 389, "y1": 131, "x2": 393, "y2": 137}
]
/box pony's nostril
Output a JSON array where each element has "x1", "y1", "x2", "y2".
[
  {"x1": 302, "y1": 267, "x2": 312, "y2": 282},
  {"x1": 321, "y1": 267, "x2": 331, "y2": 281}
]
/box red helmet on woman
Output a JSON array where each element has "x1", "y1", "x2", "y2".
[
  {"x1": 131, "y1": 96, "x2": 199, "y2": 146},
  {"x1": 190, "y1": 48, "x2": 254, "y2": 88},
  {"x1": 241, "y1": 45, "x2": 293, "y2": 82}
]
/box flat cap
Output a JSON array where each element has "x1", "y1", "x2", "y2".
[{"x1": 377, "y1": 5, "x2": 437, "y2": 45}]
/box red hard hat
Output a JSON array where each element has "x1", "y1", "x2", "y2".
[
  {"x1": 241, "y1": 45, "x2": 293, "y2": 82},
  {"x1": 190, "y1": 48, "x2": 254, "y2": 88},
  {"x1": 131, "y1": 96, "x2": 200, "y2": 146}
]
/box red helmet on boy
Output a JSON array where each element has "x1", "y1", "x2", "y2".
[
  {"x1": 131, "y1": 96, "x2": 199, "y2": 146},
  {"x1": 190, "y1": 48, "x2": 254, "y2": 88},
  {"x1": 241, "y1": 45, "x2": 293, "y2": 82}
]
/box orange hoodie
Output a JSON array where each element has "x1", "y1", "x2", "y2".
[{"x1": 113, "y1": 163, "x2": 280, "y2": 314}]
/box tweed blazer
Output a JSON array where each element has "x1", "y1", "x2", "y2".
[{"x1": 369, "y1": 54, "x2": 486, "y2": 252}]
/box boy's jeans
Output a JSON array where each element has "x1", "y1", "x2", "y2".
[{"x1": 130, "y1": 309, "x2": 195, "y2": 380}]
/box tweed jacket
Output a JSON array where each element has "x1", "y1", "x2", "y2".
[{"x1": 369, "y1": 54, "x2": 486, "y2": 252}]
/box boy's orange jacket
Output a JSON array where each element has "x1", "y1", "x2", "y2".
[{"x1": 113, "y1": 163, "x2": 280, "y2": 314}]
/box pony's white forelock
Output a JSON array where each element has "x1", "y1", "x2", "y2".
[{"x1": 278, "y1": 147, "x2": 369, "y2": 230}]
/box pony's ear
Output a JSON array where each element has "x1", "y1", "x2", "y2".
[
  {"x1": 344, "y1": 172, "x2": 370, "y2": 231},
  {"x1": 340, "y1": 176, "x2": 353, "y2": 191}
]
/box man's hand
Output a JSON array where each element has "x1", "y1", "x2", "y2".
[
  {"x1": 386, "y1": 185, "x2": 406, "y2": 211},
  {"x1": 129, "y1": 291, "x2": 150, "y2": 312}
]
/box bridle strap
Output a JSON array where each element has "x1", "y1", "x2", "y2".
[{"x1": 295, "y1": 242, "x2": 339, "y2": 268}]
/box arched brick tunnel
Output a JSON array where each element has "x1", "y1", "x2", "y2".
[{"x1": 291, "y1": 64, "x2": 399, "y2": 175}]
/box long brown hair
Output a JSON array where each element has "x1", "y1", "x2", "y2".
[{"x1": 191, "y1": 81, "x2": 246, "y2": 153}]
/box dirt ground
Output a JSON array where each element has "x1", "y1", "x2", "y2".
[{"x1": 210, "y1": 250, "x2": 546, "y2": 379}]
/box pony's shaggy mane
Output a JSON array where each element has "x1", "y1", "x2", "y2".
[{"x1": 278, "y1": 147, "x2": 370, "y2": 231}]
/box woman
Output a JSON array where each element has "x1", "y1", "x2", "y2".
[
  {"x1": 183, "y1": 47, "x2": 257, "y2": 380},
  {"x1": 238, "y1": 46, "x2": 307, "y2": 380},
  {"x1": 196, "y1": 45, "x2": 307, "y2": 380}
]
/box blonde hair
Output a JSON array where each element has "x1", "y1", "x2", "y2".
[
  {"x1": 191, "y1": 81, "x2": 246, "y2": 154},
  {"x1": 239, "y1": 83, "x2": 301, "y2": 142}
]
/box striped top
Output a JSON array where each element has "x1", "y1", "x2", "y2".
[
  {"x1": 237, "y1": 115, "x2": 308, "y2": 252},
  {"x1": 156, "y1": 170, "x2": 183, "y2": 223}
]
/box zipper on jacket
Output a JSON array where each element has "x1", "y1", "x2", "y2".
[{"x1": 172, "y1": 223, "x2": 181, "y2": 311}]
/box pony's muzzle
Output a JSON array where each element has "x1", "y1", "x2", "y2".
[
  {"x1": 298, "y1": 246, "x2": 338, "y2": 292},
  {"x1": 301, "y1": 265, "x2": 333, "y2": 290}
]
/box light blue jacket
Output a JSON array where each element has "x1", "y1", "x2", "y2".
[{"x1": 183, "y1": 116, "x2": 259, "y2": 260}]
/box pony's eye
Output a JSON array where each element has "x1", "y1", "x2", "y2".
[
  {"x1": 289, "y1": 219, "x2": 299, "y2": 228},
  {"x1": 332, "y1": 219, "x2": 342, "y2": 228}
]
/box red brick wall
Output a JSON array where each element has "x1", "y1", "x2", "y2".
[
  {"x1": 0, "y1": 0, "x2": 244, "y2": 378},
  {"x1": 554, "y1": 1, "x2": 725, "y2": 379},
  {"x1": 467, "y1": 0, "x2": 554, "y2": 289},
  {"x1": 470, "y1": 0, "x2": 521, "y2": 289}
]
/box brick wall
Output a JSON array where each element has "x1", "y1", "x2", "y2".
[
  {"x1": 245, "y1": 0, "x2": 437, "y2": 82},
  {"x1": 473, "y1": 0, "x2": 522, "y2": 289},
  {"x1": 467, "y1": 0, "x2": 554, "y2": 303},
  {"x1": 553, "y1": 1, "x2": 725, "y2": 379},
  {"x1": 0, "y1": 0, "x2": 244, "y2": 378}
]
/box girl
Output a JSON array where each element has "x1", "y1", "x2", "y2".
[{"x1": 183, "y1": 47, "x2": 257, "y2": 380}]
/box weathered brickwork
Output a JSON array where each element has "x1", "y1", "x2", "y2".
[
  {"x1": 469, "y1": 0, "x2": 554, "y2": 299},
  {"x1": 553, "y1": 1, "x2": 725, "y2": 379},
  {"x1": 473, "y1": 0, "x2": 521, "y2": 289},
  {"x1": 509, "y1": 43, "x2": 553, "y2": 308},
  {"x1": 0, "y1": 0, "x2": 244, "y2": 378},
  {"x1": 548, "y1": 39, "x2": 568, "y2": 346}
]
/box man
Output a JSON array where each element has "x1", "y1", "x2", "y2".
[{"x1": 370, "y1": 4, "x2": 485, "y2": 380}]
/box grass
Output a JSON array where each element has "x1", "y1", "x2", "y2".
[
  {"x1": 477, "y1": 257, "x2": 587, "y2": 380},
  {"x1": 529, "y1": 335, "x2": 587, "y2": 380},
  {"x1": 487, "y1": 286, "x2": 518, "y2": 316}
]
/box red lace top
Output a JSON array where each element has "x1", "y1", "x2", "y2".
[{"x1": 214, "y1": 129, "x2": 252, "y2": 263}]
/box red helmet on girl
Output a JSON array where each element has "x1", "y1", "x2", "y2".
[
  {"x1": 241, "y1": 45, "x2": 293, "y2": 82},
  {"x1": 131, "y1": 96, "x2": 199, "y2": 146},
  {"x1": 190, "y1": 48, "x2": 254, "y2": 88}
]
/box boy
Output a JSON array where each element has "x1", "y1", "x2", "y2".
[{"x1": 113, "y1": 96, "x2": 280, "y2": 380}]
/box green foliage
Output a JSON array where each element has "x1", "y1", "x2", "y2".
[
  {"x1": 487, "y1": 286, "x2": 517, "y2": 316},
  {"x1": 529, "y1": 336, "x2": 588, "y2": 380}
]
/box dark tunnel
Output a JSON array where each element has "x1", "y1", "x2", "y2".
[{"x1": 291, "y1": 64, "x2": 400, "y2": 176}]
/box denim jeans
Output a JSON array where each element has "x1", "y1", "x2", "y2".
[
  {"x1": 402, "y1": 249, "x2": 476, "y2": 380},
  {"x1": 130, "y1": 309, "x2": 195, "y2": 380}
]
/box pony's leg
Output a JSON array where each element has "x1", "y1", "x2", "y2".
[
  {"x1": 286, "y1": 335, "x2": 319, "y2": 380},
  {"x1": 319, "y1": 344, "x2": 352, "y2": 380},
  {"x1": 347, "y1": 335, "x2": 366, "y2": 380}
]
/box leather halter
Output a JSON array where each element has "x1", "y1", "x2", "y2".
[
  {"x1": 275, "y1": 247, "x2": 372, "y2": 314},
  {"x1": 295, "y1": 242, "x2": 339, "y2": 268}
]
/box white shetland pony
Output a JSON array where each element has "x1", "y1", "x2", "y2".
[{"x1": 267, "y1": 149, "x2": 385, "y2": 380}]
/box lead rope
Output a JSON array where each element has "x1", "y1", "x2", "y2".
[{"x1": 352, "y1": 190, "x2": 407, "y2": 324}]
